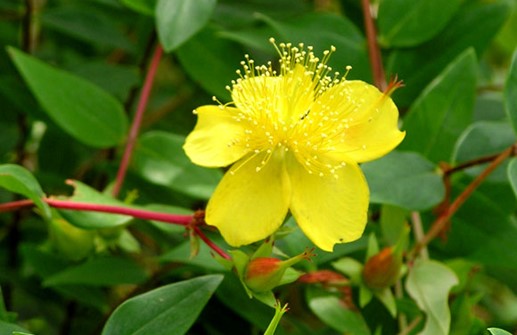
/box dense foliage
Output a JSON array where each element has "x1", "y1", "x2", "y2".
[{"x1": 1, "y1": 0, "x2": 517, "y2": 334}]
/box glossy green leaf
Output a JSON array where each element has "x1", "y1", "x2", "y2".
[
  {"x1": 7, "y1": 47, "x2": 128, "y2": 148},
  {"x1": 378, "y1": 0, "x2": 462, "y2": 47},
  {"x1": 133, "y1": 131, "x2": 222, "y2": 199},
  {"x1": 120, "y1": 0, "x2": 156, "y2": 16},
  {"x1": 43, "y1": 257, "x2": 148, "y2": 287},
  {"x1": 362, "y1": 151, "x2": 445, "y2": 210},
  {"x1": 488, "y1": 328, "x2": 513, "y2": 335},
  {"x1": 0, "y1": 164, "x2": 50, "y2": 219},
  {"x1": 400, "y1": 49, "x2": 477, "y2": 162},
  {"x1": 453, "y1": 121, "x2": 515, "y2": 181},
  {"x1": 307, "y1": 287, "x2": 371, "y2": 335},
  {"x1": 504, "y1": 49, "x2": 517, "y2": 135},
  {"x1": 58, "y1": 180, "x2": 133, "y2": 229},
  {"x1": 406, "y1": 260, "x2": 458, "y2": 335},
  {"x1": 387, "y1": 0, "x2": 509, "y2": 107},
  {"x1": 156, "y1": 0, "x2": 217, "y2": 52},
  {"x1": 176, "y1": 27, "x2": 243, "y2": 101},
  {"x1": 260, "y1": 12, "x2": 371, "y2": 81},
  {"x1": 101, "y1": 275, "x2": 223, "y2": 335}
]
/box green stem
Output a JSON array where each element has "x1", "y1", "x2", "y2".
[{"x1": 264, "y1": 302, "x2": 289, "y2": 335}]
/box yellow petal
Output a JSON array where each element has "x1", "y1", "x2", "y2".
[
  {"x1": 231, "y1": 64, "x2": 314, "y2": 123},
  {"x1": 287, "y1": 155, "x2": 369, "y2": 252},
  {"x1": 315, "y1": 80, "x2": 405, "y2": 163},
  {"x1": 205, "y1": 150, "x2": 291, "y2": 247},
  {"x1": 183, "y1": 105, "x2": 249, "y2": 167}
]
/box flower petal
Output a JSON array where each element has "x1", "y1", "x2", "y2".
[
  {"x1": 314, "y1": 80, "x2": 405, "y2": 163},
  {"x1": 183, "y1": 105, "x2": 250, "y2": 167},
  {"x1": 206, "y1": 150, "x2": 291, "y2": 247},
  {"x1": 288, "y1": 156, "x2": 369, "y2": 252}
]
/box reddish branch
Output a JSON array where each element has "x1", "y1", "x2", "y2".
[
  {"x1": 112, "y1": 44, "x2": 164, "y2": 197},
  {"x1": 361, "y1": 0, "x2": 386, "y2": 90},
  {"x1": 0, "y1": 198, "x2": 231, "y2": 259},
  {"x1": 409, "y1": 144, "x2": 516, "y2": 259}
]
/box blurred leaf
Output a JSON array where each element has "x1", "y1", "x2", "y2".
[
  {"x1": 101, "y1": 275, "x2": 223, "y2": 335},
  {"x1": 453, "y1": 121, "x2": 515, "y2": 181},
  {"x1": 380, "y1": 205, "x2": 408, "y2": 246},
  {"x1": 159, "y1": 240, "x2": 227, "y2": 271},
  {"x1": 306, "y1": 286, "x2": 371, "y2": 335},
  {"x1": 487, "y1": 328, "x2": 513, "y2": 335},
  {"x1": 8, "y1": 47, "x2": 128, "y2": 148},
  {"x1": 120, "y1": 0, "x2": 156, "y2": 16},
  {"x1": 176, "y1": 26, "x2": 243, "y2": 101},
  {"x1": 505, "y1": 49, "x2": 517, "y2": 135},
  {"x1": 43, "y1": 257, "x2": 148, "y2": 287},
  {"x1": 58, "y1": 180, "x2": 133, "y2": 229},
  {"x1": 0, "y1": 164, "x2": 51, "y2": 219},
  {"x1": 156, "y1": 0, "x2": 217, "y2": 52},
  {"x1": 387, "y1": 0, "x2": 509, "y2": 107},
  {"x1": 133, "y1": 131, "x2": 222, "y2": 199},
  {"x1": 41, "y1": 3, "x2": 136, "y2": 52},
  {"x1": 259, "y1": 12, "x2": 371, "y2": 81},
  {"x1": 0, "y1": 322, "x2": 30, "y2": 335},
  {"x1": 378, "y1": 0, "x2": 462, "y2": 47},
  {"x1": 71, "y1": 62, "x2": 140, "y2": 102},
  {"x1": 508, "y1": 158, "x2": 517, "y2": 200},
  {"x1": 400, "y1": 49, "x2": 477, "y2": 163},
  {"x1": 362, "y1": 151, "x2": 445, "y2": 210},
  {"x1": 406, "y1": 260, "x2": 459, "y2": 335}
]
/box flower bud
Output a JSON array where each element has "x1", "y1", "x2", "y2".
[
  {"x1": 362, "y1": 246, "x2": 402, "y2": 290},
  {"x1": 244, "y1": 249, "x2": 314, "y2": 293}
]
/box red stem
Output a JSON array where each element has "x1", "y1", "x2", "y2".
[
  {"x1": 112, "y1": 44, "x2": 164, "y2": 197},
  {"x1": 193, "y1": 226, "x2": 230, "y2": 259},
  {"x1": 45, "y1": 198, "x2": 191, "y2": 225},
  {"x1": 361, "y1": 0, "x2": 386, "y2": 90}
]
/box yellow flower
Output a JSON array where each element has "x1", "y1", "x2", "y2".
[{"x1": 184, "y1": 39, "x2": 405, "y2": 251}]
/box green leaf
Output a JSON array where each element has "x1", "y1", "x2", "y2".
[
  {"x1": 133, "y1": 131, "x2": 222, "y2": 199},
  {"x1": 259, "y1": 12, "x2": 371, "y2": 81},
  {"x1": 406, "y1": 260, "x2": 459, "y2": 335},
  {"x1": 101, "y1": 275, "x2": 223, "y2": 335},
  {"x1": 362, "y1": 151, "x2": 445, "y2": 210},
  {"x1": 453, "y1": 121, "x2": 515, "y2": 181},
  {"x1": 0, "y1": 322, "x2": 30, "y2": 335},
  {"x1": 58, "y1": 180, "x2": 133, "y2": 229},
  {"x1": 7, "y1": 47, "x2": 128, "y2": 148},
  {"x1": 400, "y1": 48, "x2": 477, "y2": 162},
  {"x1": 387, "y1": 0, "x2": 509, "y2": 107},
  {"x1": 0, "y1": 164, "x2": 50, "y2": 219},
  {"x1": 43, "y1": 257, "x2": 148, "y2": 287},
  {"x1": 120, "y1": 0, "x2": 156, "y2": 16},
  {"x1": 307, "y1": 287, "x2": 371, "y2": 335},
  {"x1": 378, "y1": 0, "x2": 462, "y2": 47},
  {"x1": 507, "y1": 158, "x2": 517, "y2": 199},
  {"x1": 504, "y1": 49, "x2": 517, "y2": 135},
  {"x1": 176, "y1": 26, "x2": 243, "y2": 101},
  {"x1": 156, "y1": 0, "x2": 217, "y2": 52},
  {"x1": 487, "y1": 328, "x2": 513, "y2": 335}
]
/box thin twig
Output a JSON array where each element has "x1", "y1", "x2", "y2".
[
  {"x1": 193, "y1": 226, "x2": 231, "y2": 260},
  {"x1": 444, "y1": 152, "x2": 502, "y2": 176},
  {"x1": 409, "y1": 144, "x2": 516, "y2": 259},
  {"x1": 361, "y1": 0, "x2": 386, "y2": 90},
  {"x1": 112, "y1": 44, "x2": 163, "y2": 197},
  {"x1": 410, "y1": 211, "x2": 428, "y2": 260}
]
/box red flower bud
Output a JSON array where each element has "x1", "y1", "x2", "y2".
[
  {"x1": 362, "y1": 247, "x2": 402, "y2": 290},
  {"x1": 244, "y1": 249, "x2": 315, "y2": 292}
]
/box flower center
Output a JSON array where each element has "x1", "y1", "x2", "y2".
[{"x1": 224, "y1": 39, "x2": 355, "y2": 178}]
